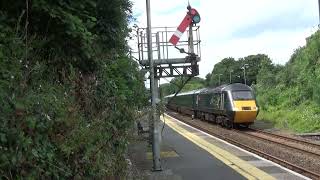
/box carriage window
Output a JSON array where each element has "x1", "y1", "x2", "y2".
[
  {"x1": 209, "y1": 94, "x2": 220, "y2": 108},
  {"x1": 232, "y1": 91, "x2": 253, "y2": 100},
  {"x1": 224, "y1": 92, "x2": 229, "y2": 109},
  {"x1": 216, "y1": 96, "x2": 220, "y2": 108}
]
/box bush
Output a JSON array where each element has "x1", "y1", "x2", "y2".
[{"x1": 1, "y1": 0, "x2": 147, "y2": 178}]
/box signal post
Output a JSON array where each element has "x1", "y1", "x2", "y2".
[{"x1": 140, "y1": 1, "x2": 201, "y2": 171}]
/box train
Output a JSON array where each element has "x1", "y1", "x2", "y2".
[{"x1": 165, "y1": 83, "x2": 259, "y2": 128}]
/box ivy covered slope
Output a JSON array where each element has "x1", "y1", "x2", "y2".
[
  {"x1": 0, "y1": 0, "x2": 146, "y2": 178},
  {"x1": 255, "y1": 30, "x2": 320, "y2": 133}
]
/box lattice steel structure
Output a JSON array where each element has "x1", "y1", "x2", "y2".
[{"x1": 135, "y1": 26, "x2": 201, "y2": 78}]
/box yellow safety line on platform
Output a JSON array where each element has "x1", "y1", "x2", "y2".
[{"x1": 162, "y1": 115, "x2": 275, "y2": 180}]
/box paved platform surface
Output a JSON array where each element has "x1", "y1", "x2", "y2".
[{"x1": 129, "y1": 114, "x2": 309, "y2": 180}]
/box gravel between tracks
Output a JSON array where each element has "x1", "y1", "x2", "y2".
[{"x1": 166, "y1": 111, "x2": 320, "y2": 176}]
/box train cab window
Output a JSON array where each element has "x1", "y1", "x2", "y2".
[{"x1": 231, "y1": 91, "x2": 253, "y2": 100}]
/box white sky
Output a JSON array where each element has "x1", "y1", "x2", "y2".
[{"x1": 130, "y1": 0, "x2": 319, "y2": 79}]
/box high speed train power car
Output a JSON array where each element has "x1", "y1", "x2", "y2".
[{"x1": 165, "y1": 83, "x2": 259, "y2": 128}]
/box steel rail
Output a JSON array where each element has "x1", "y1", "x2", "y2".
[
  {"x1": 249, "y1": 128, "x2": 320, "y2": 149},
  {"x1": 237, "y1": 129, "x2": 320, "y2": 157}
]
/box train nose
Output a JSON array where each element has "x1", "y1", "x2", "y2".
[{"x1": 233, "y1": 100, "x2": 258, "y2": 123}]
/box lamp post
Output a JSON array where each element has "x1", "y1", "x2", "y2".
[
  {"x1": 229, "y1": 70, "x2": 233, "y2": 84},
  {"x1": 241, "y1": 64, "x2": 249, "y2": 85},
  {"x1": 218, "y1": 74, "x2": 222, "y2": 85}
]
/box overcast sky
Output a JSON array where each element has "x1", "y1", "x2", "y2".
[{"x1": 130, "y1": 0, "x2": 318, "y2": 79}]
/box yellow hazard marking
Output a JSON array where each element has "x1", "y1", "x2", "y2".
[
  {"x1": 146, "y1": 151, "x2": 179, "y2": 160},
  {"x1": 162, "y1": 115, "x2": 275, "y2": 180},
  {"x1": 234, "y1": 110, "x2": 257, "y2": 123}
]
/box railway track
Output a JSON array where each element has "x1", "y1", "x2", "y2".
[
  {"x1": 246, "y1": 128, "x2": 320, "y2": 156},
  {"x1": 166, "y1": 112, "x2": 320, "y2": 179},
  {"x1": 251, "y1": 129, "x2": 320, "y2": 147},
  {"x1": 298, "y1": 133, "x2": 320, "y2": 141},
  {"x1": 238, "y1": 129, "x2": 320, "y2": 158}
]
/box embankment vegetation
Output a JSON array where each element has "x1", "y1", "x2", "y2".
[
  {"x1": 1, "y1": 0, "x2": 147, "y2": 178},
  {"x1": 255, "y1": 31, "x2": 320, "y2": 132}
]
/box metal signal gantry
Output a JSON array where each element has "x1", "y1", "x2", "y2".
[{"x1": 137, "y1": 24, "x2": 201, "y2": 78}]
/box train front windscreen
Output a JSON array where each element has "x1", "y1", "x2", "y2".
[{"x1": 231, "y1": 91, "x2": 254, "y2": 100}]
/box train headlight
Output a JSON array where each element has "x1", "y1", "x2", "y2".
[{"x1": 233, "y1": 107, "x2": 239, "y2": 111}]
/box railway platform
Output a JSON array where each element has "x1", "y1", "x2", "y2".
[{"x1": 128, "y1": 114, "x2": 309, "y2": 180}]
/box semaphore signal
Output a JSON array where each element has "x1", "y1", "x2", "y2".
[{"x1": 169, "y1": 5, "x2": 200, "y2": 46}]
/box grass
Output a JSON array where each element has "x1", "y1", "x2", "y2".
[{"x1": 257, "y1": 102, "x2": 320, "y2": 133}]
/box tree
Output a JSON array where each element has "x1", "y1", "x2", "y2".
[
  {"x1": 241, "y1": 54, "x2": 273, "y2": 85},
  {"x1": 0, "y1": 0, "x2": 147, "y2": 178},
  {"x1": 205, "y1": 73, "x2": 211, "y2": 86},
  {"x1": 160, "y1": 77, "x2": 205, "y2": 97},
  {"x1": 209, "y1": 57, "x2": 237, "y2": 86}
]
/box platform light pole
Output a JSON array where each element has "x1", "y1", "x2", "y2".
[
  {"x1": 146, "y1": 0, "x2": 161, "y2": 171},
  {"x1": 218, "y1": 74, "x2": 222, "y2": 85},
  {"x1": 241, "y1": 64, "x2": 249, "y2": 85},
  {"x1": 229, "y1": 70, "x2": 233, "y2": 84}
]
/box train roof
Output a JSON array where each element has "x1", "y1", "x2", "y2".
[
  {"x1": 164, "y1": 88, "x2": 206, "y2": 98},
  {"x1": 164, "y1": 83, "x2": 252, "y2": 98},
  {"x1": 200, "y1": 84, "x2": 227, "y2": 93},
  {"x1": 222, "y1": 83, "x2": 252, "y2": 91},
  {"x1": 199, "y1": 83, "x2": 252, "y2": 94}
]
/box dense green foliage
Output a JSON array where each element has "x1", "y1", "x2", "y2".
[
  {"x1": 160, "y1": 77, "x2": 205, "y2": 97},
  {"x1": 255, "y1": 31, "x2": 320, "y2": 132},
  {"x1": 205, "y1": 54, "x2": 273, "y2": 87},
  {"x1": 1, "y1": 0, "x2": 147, "y2": 178}
]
